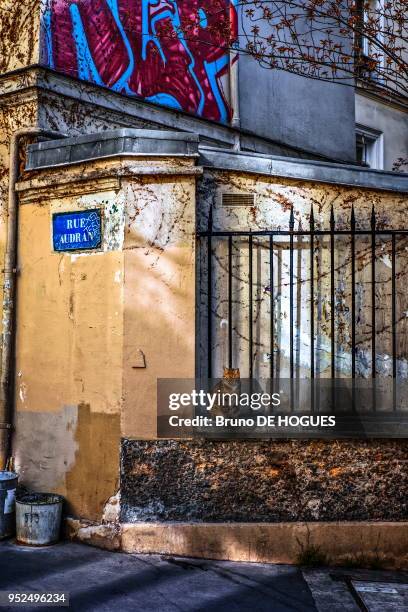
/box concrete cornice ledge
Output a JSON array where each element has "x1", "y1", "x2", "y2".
[
  {"x1": 199, "y1": 147, "x2": 408, "y2": 194},
  {"x1": 26, "y1": 129, "x2": 200, "y2": 171}
]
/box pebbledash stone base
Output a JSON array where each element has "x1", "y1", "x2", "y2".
[{"x1": 120, "y1": 439, "x2": 407, "y2": 522}]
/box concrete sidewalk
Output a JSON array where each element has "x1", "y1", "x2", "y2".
[{"x1": 0, "y1": 541, "x2": 407, "y2": 611}]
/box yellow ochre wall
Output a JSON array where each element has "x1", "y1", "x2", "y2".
[
  {"x1": 122, "y1": 172, "x2": 196, "y2": 439},
  {"x1": 13, "y1": 157, "x2": 197, "y2": 521}
]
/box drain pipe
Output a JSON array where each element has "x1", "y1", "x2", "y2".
[
  {"x1": 229, "y1": 43, "x2": 240, "y2": 153},
  {"x1": 229, "y1": 47, "x2": 240, "y2": 132},
  {"x1": 0, "y1": 128, "x2": 65, "y2": 469}
]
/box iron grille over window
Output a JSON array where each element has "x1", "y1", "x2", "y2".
[{"x1": 198, "y1": 204, "x2": 408, "y2": 387}]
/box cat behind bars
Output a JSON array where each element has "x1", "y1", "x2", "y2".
[{"x1": 211, "y1": 368, "x2": 241, "y2": 417}]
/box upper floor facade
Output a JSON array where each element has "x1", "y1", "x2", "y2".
[
  {"x1": 0, "y1": 0, "x2": 356, "y2": 162},
  {"x1": 0, "y1": 1, "x2": 406, "y2": 168}
]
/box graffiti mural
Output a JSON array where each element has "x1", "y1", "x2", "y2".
[{"x1": 41, "y1": 0, "x2": 238, "y2": 123}]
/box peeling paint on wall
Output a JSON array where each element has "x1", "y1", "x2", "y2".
[
  {"x1": 66, "y1": 403, "x2": 120, "y2": 520},
  {"x1": 198, "y1": 171, "x2": 408, "y2": 380},
  {"x1": 77, "y1": 191, "x2": 126, "y2": 252},
  {"x1": 15, "y1": 405, "x2": 79, "y2": 492},
  {"x1": 14, "y1": 403, "x2": 121, "y2": 521}
]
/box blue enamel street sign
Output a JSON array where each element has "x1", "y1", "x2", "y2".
[{"x1": 53, "y1": 209, "x2": 102, "y2": 252}]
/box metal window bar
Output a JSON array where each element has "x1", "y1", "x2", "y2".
[
  {"x1": 249, "y1": 231, "x2": 253, "y2": 380},
  {"x1": 269, "y1": 235, "x2": 274, "y2": 380},
  {"x1": 330, "y1": 205, "x2": 335, "y2": 412},
  {"x1": 310, "y1": 205, "x2": 315, "y2": 380},
  {"x1": 392, "y1": 233, "x2": 397, "y2": 411},
  {"x1": 202, "y1": 205, "x2": 405, "y2": 394},
  {"x1": 371, "y1": 205, "x2": 377, "y2": 412},
  {"x1": 351, "y1": 205, "x2": 356, "y2": 412},
  {"x1": 228, "y1": 235, "x2": 233, "y2": 369},
  {"x1": 371, "y1": 205, "x2": 376, "y2": 378},
  {"x1": 207, "y1": 205, "x2": 213, "y2": 379},
  {"x1": 289, "y1": 207, "x2": 295, "y2": 380}
]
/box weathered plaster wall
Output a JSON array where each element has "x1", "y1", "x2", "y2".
[
  {"x1": 14, "y1": 168, "x2": 125, "y2": 519},
  {"x1": 10, "y1": 153, "x2": 198, "y2": 521},
  {"x1": 0, "y1": 75, "x2": 177, "y2": 312},
  {"x1": 0, "y1": 64, "x2": 199, "y2": 508},
  {"x1": 197, "y1": 171, "x2": 408, "y2": 380},
  {"x1": 0, "y1": 78, "x2": 162, "y2": 298},
  {"x1": 0, "y1": 77, "x2": 406, "y2": 531},
  {"x1": 0, "y1": 83, "x2": 147, "y2": 358},
  {"x1": 122, "y1": 161, "x2": 198, "y2": 439},
  {"x1": 0, "y1": 1, "x2": 40, "y2": 75},
  {"x1": 121, "y1": 170, "x2": 408, "y2": 524},
  {"x1": 0, "y1": 95, "x2": 40, "y2": 259},
  {"x1": 0, "y1": 95, "x2": 41, "y2": 462},
  {"x1": 0, "y1": 75, "x2": 171, "y2": 463},
  {"x1": 39, "y1": 95, "x2": 158, "y2": 136}
]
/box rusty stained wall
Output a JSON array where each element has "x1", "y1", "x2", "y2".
[
  {"x1": 14, "y1": 166, "x2": 125, "y2": 521},
  {"x1": 0, "y1": 98, "x2": 39, "y2": 299},
  {"x1": 0, "y1": 68, "x2": 170, "y2": 258},
  {"x1": 0, "y1": 1, "x2": 41, "y2": 75},
  {"x1": 0, "y1": 78, "x2": 159, "y2": 287},
  {"x1": 0, "y1": 74, "x2": 406, "y2": 525},
  {"x1": 0, "y1": 96, "x2": 43, "y2": 462},
  {"x1": 37, "y1": 86, "x2": 164, "y2": 137},
  {"x1": 0, "y1": 63, "x2": 188, "y2": 359},
  {"x1": 120, "y1": 169, "x2": 408, "y2": 524},
  {"x1": 121, "y1": 159, "x2": 197, "y2": 439},
  {"x1": 0, "y1": 70, "x2": 197, "y2": 515},
  {"x1": 197, "y1": 171, "x2": 408, "y2": 380}
]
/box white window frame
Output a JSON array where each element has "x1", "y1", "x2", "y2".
[{"x1": 355, "y1": 124, "x2": 384, "y2": 169}]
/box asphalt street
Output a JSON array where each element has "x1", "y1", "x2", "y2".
[{"x1": 0, "y1": 541, "x2": 407, "y2": 611}]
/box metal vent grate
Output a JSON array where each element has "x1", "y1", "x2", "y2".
[{"x1": 222, "y1": 193, "x2": 255, "y2": 207}]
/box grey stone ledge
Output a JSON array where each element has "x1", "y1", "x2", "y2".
[
  {"x1": 26, "y1": 129, "x2": 200, "y2": 170},
  {"x1": 199, "y1": 147, "x2": 408, "y2": 193}
]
